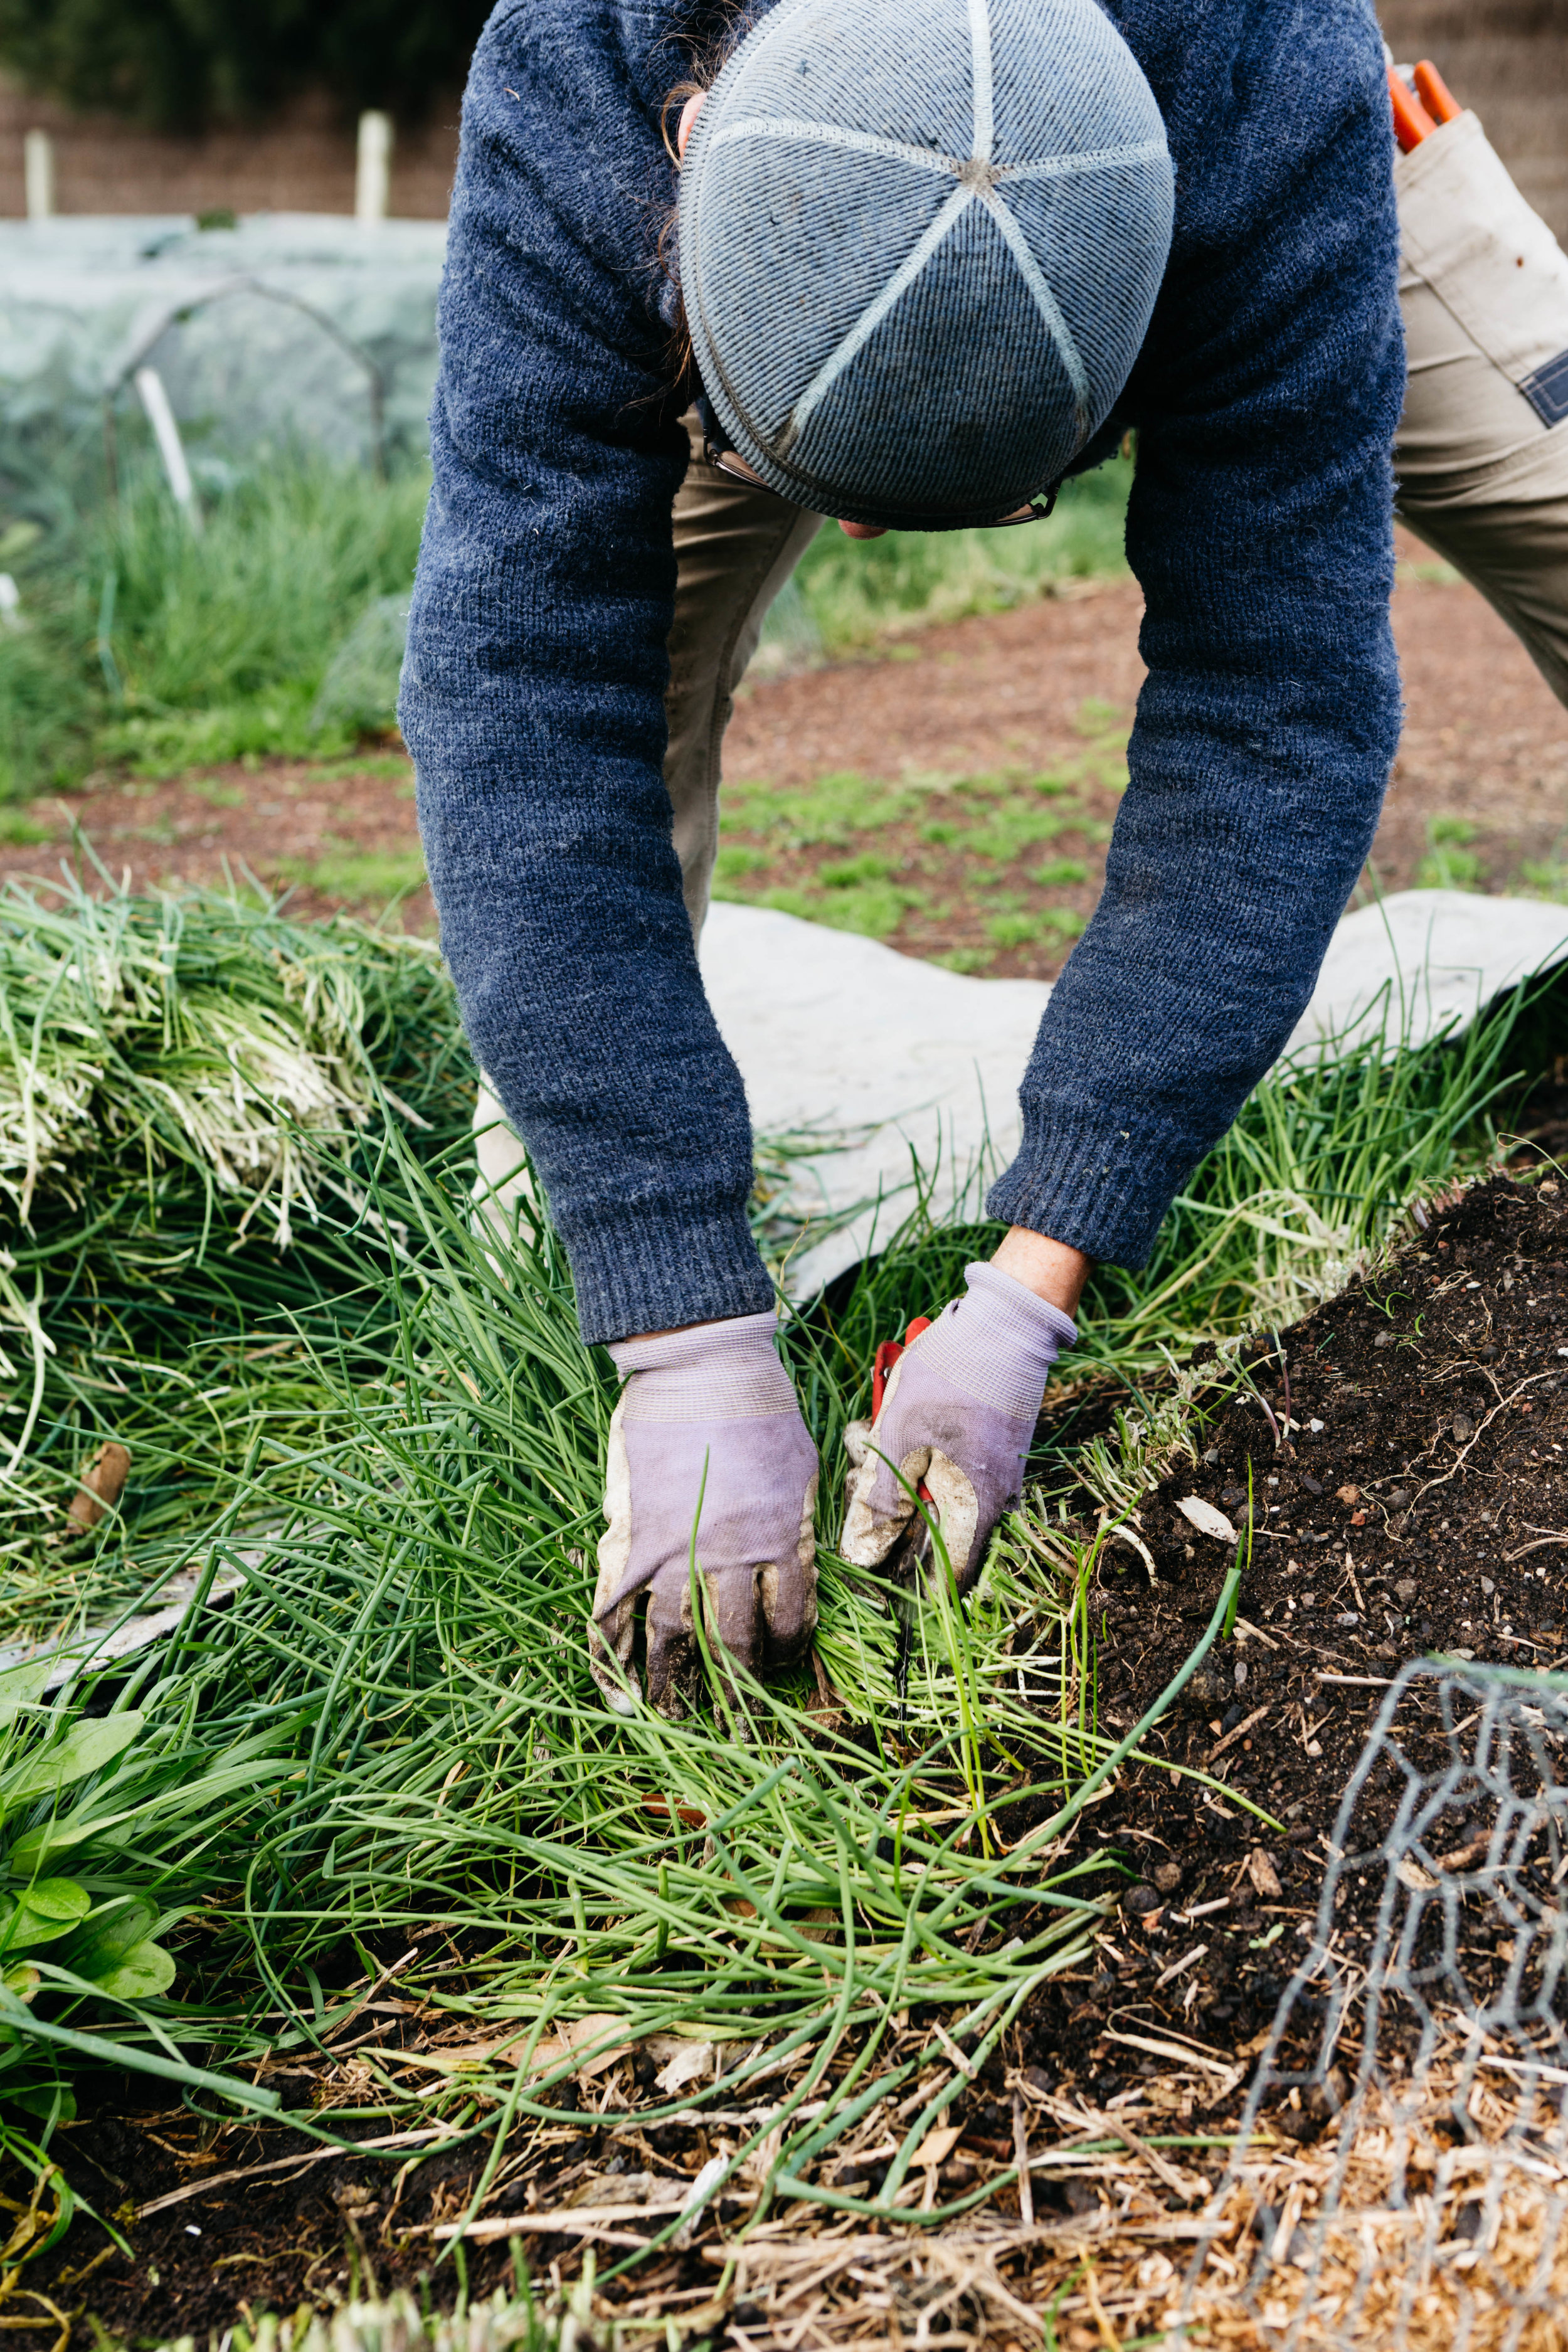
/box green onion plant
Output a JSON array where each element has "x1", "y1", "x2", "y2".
[{"x1": 0, "y1": 876, "x2": 1549, "y2": 2226}]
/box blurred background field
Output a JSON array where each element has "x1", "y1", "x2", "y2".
[
  {"x1": 0, "y1": 436, "x2": 1133, "y2": 803},
  {"x1": 0, "y1": 0, "x2": 1562, "y2": 979},
  {"x1": 0, "y1": 474, "x2": 1564, "y2": 981}
]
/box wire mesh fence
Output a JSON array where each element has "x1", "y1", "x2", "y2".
[{"x1": 1180, "y1": 1658, "x2": 1568, "y2": 2351}]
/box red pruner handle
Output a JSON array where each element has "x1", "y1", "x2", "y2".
[
  {"x1": 1389, "y1": 65, "x2": 1437, "y2": 152},
  {"x1": 870, "y1": 1315, "x2": 935, "y2": 1417}
]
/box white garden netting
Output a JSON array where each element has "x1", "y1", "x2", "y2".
[{"x1": 0, "y1": 211, "x2": 445, "y2": 497}]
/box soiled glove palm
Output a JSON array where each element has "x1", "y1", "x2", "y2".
[
  {"x1": 842, "y1": 1264, "x2": 1076, "y2": 1592},
  {"x1": 590, "y1": 1311, "x2": 818, "y2": 1717}
]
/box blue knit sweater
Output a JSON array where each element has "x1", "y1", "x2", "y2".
[{"x1": 400, "y1": 0, "x2": 1402, "y2": 1347}]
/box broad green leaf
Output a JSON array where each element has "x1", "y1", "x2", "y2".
[
  {"x1": 1, "y1": 1714, "x2": 145, "y2": 1806},
  {"x1": 88, "y1": 1940, "x2": 176, "y2": 2001},
  {"x1": 14, "y1": 1878, "x2": 90, "y2": 1925},
  {"x1": 58, "y1": 1895, "x2": 157, "y2": 1983},
  {"x1": 5, "y1": 1827, "x2": 78, "y2": 1877},
  {"x1": 0, "y1": 1660, "x2": 56, "y2": 1732},
  {"x1": 0, "y1": 1879, "x2": 92, "y2": 1952},
  {"x1": 7, "y1": 2083, "x2": 77, "y2": 2123},
  {"x1": 2, "y1": 1965, "x2": 39, "y2": 2003}
]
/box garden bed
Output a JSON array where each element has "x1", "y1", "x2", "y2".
[{"x1": 13, "y1": 1173, "x2": 1568, "y2": 2350}]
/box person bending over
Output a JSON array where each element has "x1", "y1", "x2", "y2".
[{"x1": 400, "y1": 0, "x2": 1558, "y2": 1716}]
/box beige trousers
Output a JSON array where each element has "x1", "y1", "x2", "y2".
[
  {"x1": 1394, "y1": 109, "x2": 1568, "y2": 705},
  {"x1": 665, "y1": 411, "x2": 824, "y2": 931}
]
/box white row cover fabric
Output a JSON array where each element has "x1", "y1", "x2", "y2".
[
  {"x1": 0, "y1": 213, "x2": 445, "y2": 478},
  {"x1": 695, "y1": 888, "x2": 1568, "y2": 1295},
  {"x1": 476, "y1": 889, "x2": 1568, "y2": 1305}
]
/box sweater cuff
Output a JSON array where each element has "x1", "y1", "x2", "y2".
[
  {"x1": 985, "y1": 1101, "x2": 1196, "y2": 1273},
  {"x1": 566, "y1": 1199, "x2": 775, "y2": 1346}
]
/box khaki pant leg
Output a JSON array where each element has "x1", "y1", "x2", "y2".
[
  {"x1": 665, "y1": 408, "x2": 823, "y2": 933},
  {"x1": 1394, "y1": 114, "x2": 1568, "y2": 707}
]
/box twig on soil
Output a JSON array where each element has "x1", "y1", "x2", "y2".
[
  {"x1": 1412, "y1": 1368, "x2": 1559, "y2": 1503},
  {"x1": 135, "y1": 2124, "x2": 455, "y2": 2218},
  {"x1": 1013, "y1": 2096, "x2": 1034, "y2": 2228},
  {"x1": 1208, "y1": 1703, "x2": 1270, "y2": 1761},
  {"x1": 1243, "y1": 1380, "x2": 1282, "y2": 1448},
  {"x1": 324, "y1": 1946, "x2": 420, "y2": 2046},
  {"x1": 1079, "y1": 2107, "x2": 1198, "y2": 2203},
  {"x1": 1273, "y1": 1332, "x2": 1292, "y2": 1437}
]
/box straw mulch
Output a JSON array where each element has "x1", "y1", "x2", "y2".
[{"x1": 516, "y1": 2043, "x2": 1568, "y2": 2351}]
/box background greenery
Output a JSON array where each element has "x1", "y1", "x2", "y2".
[
  {"x1": 0, "y1": 454, "x2": 430, "y2": 797},
  {"x1": 0, "y1": 448, "x2": 1132, "y2": 802},
  {"x1": 0, "y1": 0, "x2": 492, "y2": 128},
  {"x1": 773, "y1": 453, "x2": 1132, "y2": 665}
]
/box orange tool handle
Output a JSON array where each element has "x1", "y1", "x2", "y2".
[
  {"x1": 1412, "y1": 59, "x2": 1461, "y2": 126},
  {"x1": 1389, "y1": 65, "x2": 1437, "y2": 152},
  {"x1": 871, "y1": 1316, "x2": 936, "y2": 1508},
  {"x1": 871, "y1": 1315, "x2": 933, "y2": 1418}
]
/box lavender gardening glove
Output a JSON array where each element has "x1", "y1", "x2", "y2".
[
  {"x1": 842, "y1": 1263, "x2": 1076, "y2": 1594},
  {"x1": 590, "y1": 1311, "x2": 819, "y2": 1718}
]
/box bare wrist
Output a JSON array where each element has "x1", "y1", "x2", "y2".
[{"x1": 990, "y1": 1226, "x2": 1093, "y2": 1317}]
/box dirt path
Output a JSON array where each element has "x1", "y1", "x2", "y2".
[{"x1": 2, "y1": 536, "x2": 1564, "y2": 978}]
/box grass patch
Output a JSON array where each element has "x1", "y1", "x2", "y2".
[
  {"x1": 1520, "y1": 849, "x2": 1568, "y2": 904},
  {"x1": 276, "y1": 841, "x2": 429, "y2": 915},
  {"x1": 0, "y1": 454, "x2": 428, "y2": 798},
  {"x1": 1416, "y1": 815, "x2": 1483, "y2": 892},
  {"x1": 771, "y1": 456, "x2": 1132, "y2": 664},
  {"x1": 712, "y1": 713, "x2": 1125, "y2": 960},
  {"x1": 0, "y1": 874, "x2": 1547, "y2": 2235},
  {"x1": 0, "y1": 812, "x2": 51, "y2": 846}
]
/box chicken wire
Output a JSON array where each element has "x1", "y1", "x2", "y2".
[{"x1": 1180, "y1": 1658, "x2": 1568, "y2": 2351}]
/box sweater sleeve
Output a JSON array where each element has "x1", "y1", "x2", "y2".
[
  {"x1": 987, "y1": 0, "x2": 1405, "y2": 1268},
  {"x1": 398, "y1": 0, "x2": 774, "y2": 1346}
]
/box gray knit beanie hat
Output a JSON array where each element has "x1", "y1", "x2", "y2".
[{"x1": 677, "y1": 0, "x2": 1172, "y2": 531}]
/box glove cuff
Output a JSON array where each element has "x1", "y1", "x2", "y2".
[
  {"x1": 608, "y1": 1310, "x2": 798, "y2": 1422},
  {"x1": 962, "y1": 1261, "x2": 1078, "y2": 1362}
]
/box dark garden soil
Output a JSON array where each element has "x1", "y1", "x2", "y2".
[
  {"x1": 0, "y1": 529, "x2": 1563, "y2": 975},
  {"x1": 1012, "y1": 1170, "x2": 1568, "y2": 2111},
  {"x1": 16, "y1": 1172, "x2": 1568, "y2": 2346}
]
